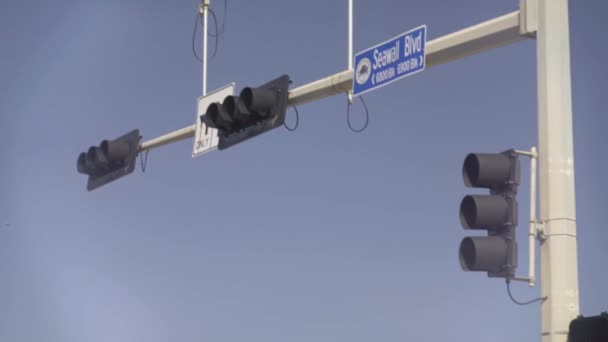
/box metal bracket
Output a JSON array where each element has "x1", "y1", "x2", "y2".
[
  {"x1": 514, "y1": 148, "x2": 538, "y2": 287},
  {"x1": 199, "y1": 1, "x2": 210, "y2": 13},
  {"x1": 519, "y1": 0, "x2": 538, "y2": 38},
  {"x1": 510, "y1": 276, "x2": 534, "y2": 283},
  {"x1": 536, "y1": 221, "x2": 547, "y2": 242}
]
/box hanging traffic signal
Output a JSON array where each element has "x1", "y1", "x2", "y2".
[
  {"x1": 458, "y1": 150, "x2": 520, "y2": 278},
  {"x1": 77, "y1": 129, "x2": 141, "y2": 191},
  {"x1": 568, "y1": 312, "x2": 608, "y2": 342},
  {"x1": 201, "y1": 74, "x2": 290, "y2": 150}
]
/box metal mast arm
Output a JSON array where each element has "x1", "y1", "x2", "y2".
[{"x1": 140, "y1": 10, "x2": 524, "y2": 152}]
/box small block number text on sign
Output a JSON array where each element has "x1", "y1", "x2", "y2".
[{"x1": 352, "y1": 25, "x2": 426, "y2": 96}]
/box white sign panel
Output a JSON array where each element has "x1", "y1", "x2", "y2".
[{"x1": 192, "y1": 83, "x2": 235, "y2": 157}]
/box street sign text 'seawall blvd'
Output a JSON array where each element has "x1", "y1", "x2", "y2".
[{"x1": 353, "y1": 25, "x2": 426, "y2": 96}]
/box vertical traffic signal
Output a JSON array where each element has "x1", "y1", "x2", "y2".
[
  {"x1": 201, "y1": 74, "x2": 290, "y2": 149},
  {"x1": 77, "y1": 129, "x2": 141, "y2": 191},
  {"x1": 459, "y1": 150, "x2": 520, "y2": 278}
]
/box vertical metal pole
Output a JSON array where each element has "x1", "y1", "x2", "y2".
[
  {"x1": 537, "y1": 0, "x2": 580, "y2": 341},
  {"x1": 202, "y1": 0, "x2": 210, "y2": 96},
  {"x1": 347, "y1": 0, "x2": 353, "y2": 104},
  {"x1": 528, "y1": 146, "x2": 537, "y2": 287}
]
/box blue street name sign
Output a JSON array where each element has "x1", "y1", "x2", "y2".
[{"x1": 352, "y1": 25, "x2": 426, "y2": 96}]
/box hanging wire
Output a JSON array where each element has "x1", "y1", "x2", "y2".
[
  {"x1": 208, "y1": 0, "x2": 227, "y2": 37},
  {"x1": 347, "y1": 95, "x2": 369, "y2": 132},
  {"x1": 192, "y1": 0, "x2": 224, "y2": 62},
  {"x1": 506, "y1": 279, "x2": 547, "y2": 306},
  {"x1": 207, "y1": 8, "x2": 220, "y2": 59},
  {"x1": 191, "y1": 12, "x2": 203, "y2": 62},
  {"x1": 284, "y1": 101, "x2": 300, "y2": 131},
  {"x1": 139, "y1": 149, "x2": 149, "y2": 173}
]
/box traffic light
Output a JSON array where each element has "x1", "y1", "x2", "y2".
[
  {"x1": 568, "y1": 312, "x2": 608, "y2": 342},
  {"x1": 201, "y1": 74, "x2": 290, "y2": 149},
  {"x1": 458, "y1": 150, "x2": 520, "y2": 278},
  {"x1": 77, "y1": 129, "x2": 141, "y2": 191}
]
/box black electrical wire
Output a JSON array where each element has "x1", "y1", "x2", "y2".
[
  {"x1": 208, "y1": 0, "x2": 227, "y2": 37},
  {"x1": 347, "y1": 95, "x2": 369, "y2": 133},
  {"x1": 191, "y1": 12, "x2": 203, "y2": 62},
  {"x1": 506, "y1": 279, "x2": 547, "y2": 306},
  {"x1": 192, "y1": 1, "x2": 223, "y2": 62},
  {"x1": 139, "y1": 150, "x2": 149, "y2": 173},
  {"x1": 207, "y1": 8, "x2": 220, "y2": 59},
  {"x1": 284, "y1": 102, "x2": 300, "y2": 131}
]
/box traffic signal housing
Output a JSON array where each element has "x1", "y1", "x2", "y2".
[
  {"x1": 201, "y1": 74, "x2": 290, "y2": 150},
  {"x1": 459, "y1": 150, "x2": 520, "y2": 278},
  {"x1": 77, "y1": 129, "x2": 141, "y2": 191},
  {"x1": 568, "y1": 312, "x2": 608, "y2": 342}
]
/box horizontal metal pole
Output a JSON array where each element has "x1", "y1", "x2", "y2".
[
  {"x1": 426, "y1": 11, "x2": 523, "y2": 67},
  {"x1": 140, "y1": 125, "x2": 196, "y2": 151},
  {"x1": 514, "y1": 149, "x2": 538, "y2": 158},
  {"x1": 141, "y1": 10, "x2": 525, "y2": 152},
  {"x1": 511, "y1": 276, "x2": 534, "y2": 283}
]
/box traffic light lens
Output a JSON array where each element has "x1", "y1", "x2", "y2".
[
  {"x1": 206, "y1": 103, "x2": 233, "y2": 130},
  {"x1": 207, "y1": 103, "x2": 221, "y2": 123},
  {"x1": 463, "y1": 154, "x2": 481, "y2": 187},
  {"x1": 459, "y1": 236, "x2": 509, "y2": 273},
  {"x1": 460, "y1": 195, "x2": 478, "y2": 228},
  {"x1": 460, "y1": 195, "x2": 510, "y2": 229},
  {"x1": 240, "y1": 88, "x2": 254, "y2": 110},
  {"x1": 87, "y1": 146, "x2": 107, "y2": 165},
  {"x1": 223, "y1": 95, "x2": 251, "y2": 125},
  {"x1": 462, "y1": 153, "x2": 513, "y2": 188},
  {"x1": 459, "y1": 237, "x2": 476, "y2": 270},
  {"x1": 77, "y1": 152, "x2": 89, "y2": 174},
  {"x1": 224, "y1": 96, "x2": 238, "y2": 116}
]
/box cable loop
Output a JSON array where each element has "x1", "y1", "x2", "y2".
[
  {"x1": 139, "y1": 149, "x2": 149, "y2": 173},
  {"x1": 284, "y1": 101, "x2": 300, "y2": 131},
  {"x1": 193, "y1": 0, "x2": 226, "y2": 62},
  {"x1": 207, "y1": 9, "x2": 220, "y2": 59},
  {"x1": 506, "y1": 279, "x2": 547, "y2": 306},
  {"x1": 347, "y1": 95, "x2": 369, "y2": 133},
  {"x1": 208, "y1": 0, "x2": 227, "y2": 37},
  {"x1": 192, "y1": 13, "x2": 203, "y2": 62}
]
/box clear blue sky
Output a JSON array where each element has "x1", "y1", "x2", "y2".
[{"x1": 1, "y1": 1, "x2": 606, "y2": 341}]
